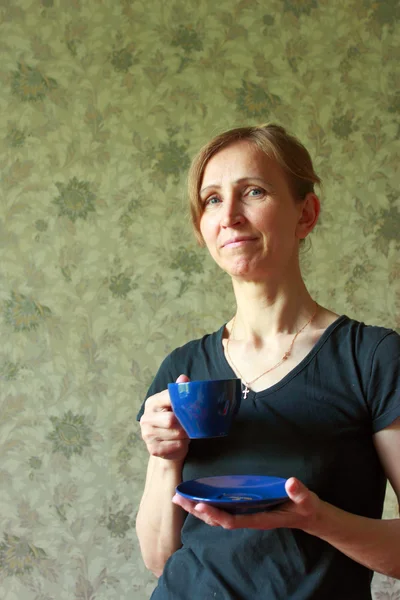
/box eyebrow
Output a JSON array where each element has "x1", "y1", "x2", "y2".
[{"x1": 200, "y1": 177, "x2": 273, "y2": 195}]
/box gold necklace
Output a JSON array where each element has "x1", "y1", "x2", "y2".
[{"x1": 226, "y1": 303, "x2": 318, "y2": 399}]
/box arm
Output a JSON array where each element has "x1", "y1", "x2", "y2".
[
  {"x1": 173, "y1": 418, "x2": 400, "y2": 579},
  {"x1": 303, "y1": 495, "x2": 400, "y2": 579},
  {"x1": 135, "y1": 375, "x2": 190, "y2": 577},
  {"x1": 304, "y1": 417, "x2": 400, "y2": 578},
  {"x1": 136, "y1": 456, "x2": 186, "y2": 577}
]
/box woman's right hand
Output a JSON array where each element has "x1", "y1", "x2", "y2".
[{"x1": 139, "y1": 374, "x2": 191, "y2": 462}]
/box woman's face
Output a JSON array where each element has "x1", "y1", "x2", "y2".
[{"x1": 199, "y1": 140, "x2": 316, "y2": 282}]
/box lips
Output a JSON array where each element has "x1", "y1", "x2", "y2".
[{"x1": 222, "y1": 236, "x2": 257, "y2": 248}]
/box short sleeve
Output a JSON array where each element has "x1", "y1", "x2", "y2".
[
  {"x1": 135, "y1": 352, "x2": 178, "y2": 422},
  {"x1": 367, "y1": 331, "x2": 400, "y2": 432}
]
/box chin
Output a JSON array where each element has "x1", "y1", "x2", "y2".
[{"x1": 222, "y1": 258, "x2": 257, "y2": 278}]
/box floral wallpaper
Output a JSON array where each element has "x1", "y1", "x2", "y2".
[{"x1": 0, "y1": 0, "x2": 399, "y2": 598}]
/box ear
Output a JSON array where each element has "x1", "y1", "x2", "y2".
[{"x1": 296, "y1": 193, "x2": 320, "y2": 239}]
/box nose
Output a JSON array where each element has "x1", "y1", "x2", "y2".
[{"x1": 220, "y1": 198, "x2": 245, "y2": 228}]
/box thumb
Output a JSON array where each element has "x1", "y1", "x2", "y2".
[
  {"x1": 176, "y1": 374, "x2": 190, "y2": 383},
  {"x1": 285, "y1": 477, "x2": 309, "y2": 505}
]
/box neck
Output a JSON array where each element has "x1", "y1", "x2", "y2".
[{"x1": 230, "y1": 275, "x2": 316, "y2": 342}]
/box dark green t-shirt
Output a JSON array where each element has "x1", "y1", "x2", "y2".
[{"x1": 137, "y1": 316, "x2": 400, "y2": 599}]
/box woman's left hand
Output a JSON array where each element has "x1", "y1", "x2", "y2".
[{"x1": 172, "y1": 477, "x2": 321, "y2": 533}]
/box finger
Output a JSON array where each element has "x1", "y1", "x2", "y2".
[
  {"x1": 285, "y1": 477, "x2": 309, "y2": 505},
  {"x1": 149, "y1": 410, "x2": 184, "y2": 431},
  {"x1": 150, "y1": 427, "x2": 189, "y2": 442},
  {"x1": 193, "y1": 503, "x2": 235, "y2": 528},
  {"x1": 151, "y1": 439, "x2": 189, "y2": 458},
  {"x1": 175, "y1": 374, "x2": 190, "y2": 383},
  {"x1": 284, "y1": 478, "x2": 318, "y2": 524},
  {"x1": 145, "y1": 391, "x2": 173, "y2": 413},
  {"x1": 147, "y1": 376, "x2": 190, "y2": 412},
  {"x1": 172, "y1": 495, "x2": 293, "y2": 530},
  {"x1": 172, "y1": 496, "x2": 234, "y2": 528},
  {"x1": 172, "y1": 494, "x2": 195, "y2": 511},
  {"x1": 142, "y1": 415, "x2": 189, "y2": 440},
  {"x1": 172, "y1": 495, "x2": 211, "y2": 517}
]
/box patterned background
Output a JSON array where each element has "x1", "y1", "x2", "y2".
[{"x1": 1, "y1": 0, "x2": 399, "y2": 598}]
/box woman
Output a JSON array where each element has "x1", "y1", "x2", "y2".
[{"x1": 136, "y1": 124, "x2": 400, "y2": 599}]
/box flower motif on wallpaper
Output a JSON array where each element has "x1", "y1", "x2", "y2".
[
  {"x1": 110, "y1": 45, "x2": 135, "y2": 73},
  {"x1": 51, "y1": 482, "x2": 79, "y2": 523},
  {"x1": 109, "y1": 273, "x2": 136, "y2": 299},
  {"x1": 48, "y1": 411, "x2": 92, "y2": 459},
  {"x1": 118, "y1": 198, "x2": 145, "y2": 244},
  {"x1": 35, "y1": 219, "x2": 48, "y2": 232},
  {"x1": 388, "y1": 92, "x2": 400, "y2": 114},
  {"x1": 153, "y1": 138, "x2": 190, "y2": 184},
  {"x1": 64, "y1": 21, "x2": 88, "y2": 57},
  {"x1": 355, "y1": 191, "x2": 400, "y2": 257},
  {"x1": 28, "y1": 456, "x2": 43, "y2": 481},
  {"x1": 100, "y1": 495, "x2": 133, "y2": 539},
  {"x1": 6, "y1": 125, "x2": 28, "y2": 148},
  {"x1": 171, "y1": 24, "x2": 203, "y2": 71},
  {"x1": 117, "y1": 431, "x2": 141, "y2": 465},
  {"x1": 374, "y1": 206, "x2": 400, "y2": 256},
  {"x1": 29, "y1": 456, "x2": 42, "y2": 470},
  {"x1": 343, "y1": 259, "x2": 376, "y2": 304},
  {"x1": 171, "y1": 24, "x2": 203, "y2": 53},
  {"x1": 348, "y1": 45, "x2": 363, "y2": 59},
  {"x1": 0, "y1": 534, "x2": 47, "y2": 577},
  {"x1": 170, "y1": 246, "x2": 204, "y2": 297},
  {"x1": 53, "y1": 177, "x2": 96, "y2": 222},
  {"x1": 11, "y1": 63, "x2": 57, "y2": 102},
  {"x1": 361, "y1": 117, "x2": 388, "y2": 154},
  {"x1": 170, "y1": 246, "x2": 204, "y2": 277},
  {"x1": 0, "y1": 359, "x2": 21, "y2": 381},
  {"x1": 4, "y1": 291, "x2": 52, "y2": 332},
  {"x1": 370, "y1": 0, "x2": 400, "y2": 26},
  {"x1": 262, "y1": 14, "x2": 275, "y2": 26},
  {"x1": 283, "y1": 0, "x2": 318, "y2": 17},
  {"x1": 236, "y1": 81, "x2": 281, "y2": 119},
  {"x1": 144, "y1": 49, "x2": 170, "y2": 86},
  {"x1": 331, "y1": 111, "x2": 359, "y2": 139},
  {"x1": 106, "y1": 510, "x2": 132, "y2": 538}
]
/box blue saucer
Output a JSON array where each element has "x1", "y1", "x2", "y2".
[{"x1": 176, "y1": 475, "x2": 289, "y2": 514}]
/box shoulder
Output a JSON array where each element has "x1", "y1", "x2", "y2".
[
  {"x1": 335, "y1": 317, "x2": 399, "y2": 424},
  {"x1": 136, "y1": 325, "x2": 225, "y2": 421},
  {"x1": 331, "y1": 315, "x2": 399, "y2": 357},
  {"x1": 168, "y1": 325, "x2": 225, "y2": 365},
  {"x1": 319, "y1": 316, "x2": 399, "y2": 400},
  {"x1": 148, "y1": 324, "x2": 226, "y2": 392}
]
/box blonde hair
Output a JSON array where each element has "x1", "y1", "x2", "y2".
[{"x1": 188, "y1": 123, "x2": 321, "y2": 245}]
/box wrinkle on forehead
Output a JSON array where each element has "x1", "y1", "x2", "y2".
[
  {"x1": 200, "y1": 177, "x2": 276, "y2": 196},
  {"x1": 200, "y1": 141, "x2": 288, "y2": 196}
]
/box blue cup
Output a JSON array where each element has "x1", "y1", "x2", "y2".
[{"x1": 168, "y1": 379, "x2": 241, "y2": 439}]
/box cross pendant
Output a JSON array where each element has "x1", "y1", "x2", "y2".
[{"x1": 242, "y1": 384, "x2": 250, "y2": 399}]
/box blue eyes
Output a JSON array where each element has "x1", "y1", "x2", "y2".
[
  {"x1": 207, "y1": 196, "x2": 221, "y2": 205},
  {"x1": 204, "y1": 188, "x2": 264, "y2": 206}
]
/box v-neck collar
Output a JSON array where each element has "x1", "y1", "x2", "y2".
[{"x1": 216, "y1": 315, "x2": 348, "y2": 399}]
